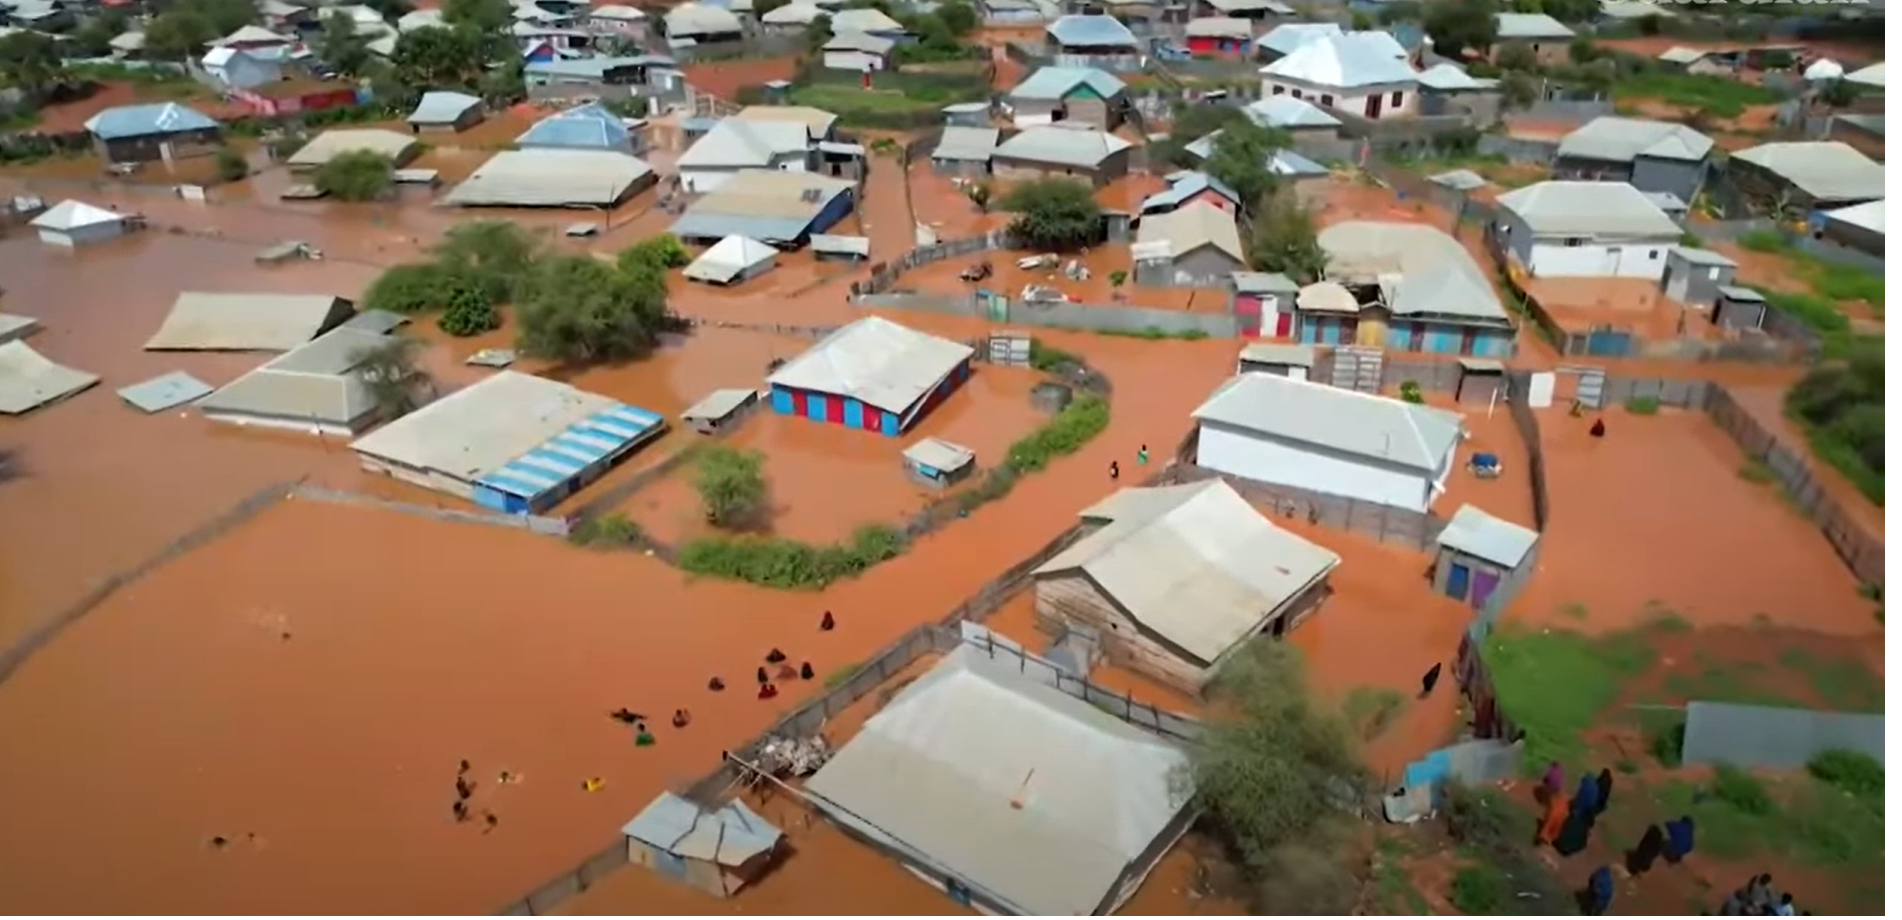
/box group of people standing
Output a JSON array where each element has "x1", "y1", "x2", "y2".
[
  {"x1": 1717, "y1": 874, "x2": 1802, "y2": 916},
  {"x1": 1537, "y1": 762, "x2": 1697, "y2": 916}
]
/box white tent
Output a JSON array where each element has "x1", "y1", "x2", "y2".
[
  {"x1": 1804, "y1": 58, "x2": 1844, "y2": 81},
  {"x1": 30, "y1": 199, "x2": 125, "y2": 248},
  {"x1": 683, "y1": 235, "x2": 777, "y2": 285}
]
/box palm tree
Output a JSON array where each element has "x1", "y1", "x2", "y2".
[{"x1": 352, "y1": 335, "x2": 434, "y2": 421}]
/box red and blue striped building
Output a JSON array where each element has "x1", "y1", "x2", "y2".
[{"x1": 769, "y1": 358, "x2": 971, "y2": 437}]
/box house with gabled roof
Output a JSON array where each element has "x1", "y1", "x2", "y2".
[
  {"x1": 676, "y1": 118, "x2": 812, "y2": 193},
  {"x1": 1201, "y1": 0, "x2": 1294, "y2": 21},
  {"x1": 1492, "y1": 12, "x2": 1573, "y2": 66},
  {"x1": 991, "y1": 125, "x2": 1134, "y2": 186},
  {"x1": 1493, "y1": 180, "x2": 1683, "y2": 280},
  {"x1": 1006, "y1": 66, "x2": 1127, "y2": 130},
  {"x1": 1139, "y1": 170, "x2": 1240, "y2": 216},
  {"x1": 1133, "y1": 200, "x2": 1246, "y2": 286},
  {"x1": 1728, "y1": 141, "x2": 1886, "y2": 212},
  {"x1": 84, "y1": 102, "x2": 222, "y2": 164},
  {"x1": 1259, "y1": 31, "x2": 1419, "y2": 121},
  {"x1": 1554, "y1": 116, "x2": 1713, "y2": 203},
  {"x1": 1045, "y1": 15, "x2": 1142, "y2": 70},
  {"x1": 1314, "y1": 221, "x2": 1515, "y2": 357}
]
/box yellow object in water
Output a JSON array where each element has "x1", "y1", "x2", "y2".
[{"x1": 581, "y1": 778, "x2": 605, "y2": 793}]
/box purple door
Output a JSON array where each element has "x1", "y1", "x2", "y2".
[{"x1": 1472, "y1": 570, "x2": 1501, "y2": 610}]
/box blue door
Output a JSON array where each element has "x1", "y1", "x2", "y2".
[
  {"x1": 1445, "y1": 562, "x2": 1470, "y2": 600},
  {"x1": 1586, "y1": 329, "x2": 1632, "y2": 356}
]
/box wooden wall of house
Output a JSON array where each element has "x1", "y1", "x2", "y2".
[{"x1": 1033, "y1": 573, "x2": 1211, "y2": 693}]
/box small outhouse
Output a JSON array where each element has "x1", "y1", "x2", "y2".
[
  {"x1": 621, "y1": 793, "x2": 783, "y2": 898},
  {"x1": 680, "y1": 387, "x2": 760, "y2": 434},
  {"x1": 1711, "y1": 286, "x2": 1767, "y2": 331},
  {"x1": 1229, "y1": 271, "x2": 1299, "y2": 338},
  {"x1": 1237, "y1": 342, "x2": 1316, "y2": 381},
  {"x1": 811, "y1": 234, "x2": 871, "y2": 263},
  {"x1": 903, "y1": 437, "x2": 976, "y2": 489},
  {"x1": 1454, "y1": 358, "x2": 1507, "y2": 406},
  {"x1": 1661, "y1": 246, "x2": 1739, "y2": 308},
  {"x1": 1432, "y1": 504, "x2": 1539, "y2": 621}
]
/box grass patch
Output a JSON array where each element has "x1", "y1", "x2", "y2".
[
  {"x1": 677, "y1": 523, "x2": 907, "y2": 590},
  {"x1": 1096, "y1": 325, "x2": 1211, "y2": 341},
  {"x1": 567, "y1": 513, "x2": 643, "y2": 548},
  {"x1": 1448, "y1": 865, "x2": 1512, "y2": 915},
  {"x1": 1660, "y1": 662, "x2": 1805, "y2": 709},
  {"x1": 1004, "y1": 395, "x2": 1109, "y2": 473},
  {"x1": 1343, "y1": 686, "x2": 1407, "y2": 740},
  {"x1": 1807, "y1": 749, "x2": 1882, "y2": 805},
  {"x1": 1738, "y1": 460, "x2": 1777, "y2": 484},
  {"x1": 1614, "y1": 72, "x2": 1779, "y2": 118},
  {"x1": 1442, "y1": 783, "x2": 1570, "y2": 911},
  {"x1": 823, "y1": 664, "x2": 859, "y2": 689},
  {"x1": 1650, "y1": 768, "x2": 1884, "y2": 870},
  {"x1": 1624, "y1": 395, "x2": 1662, "y2": 415},
  {"x1": 1795, "y1": 418, "x2": 1884, "y2": 507},
  {"x1": 1482, "y1": 625, "x2": 1655, "y2": 773},
  {"x1": 1027, "y1": 337, "x2": 1082, "y2": 373},
  {"x1": 1775, "y1": 647, "x2": 1884, "y2": 712},
  {"x1": 1640, "y1": 709, "x2": 1686, "y2": 767},
  {"x1": 1712, "y1": 763, "x2": 1774, "y2": 815},
  {"x1": 1733, "y1": 230, "x2": 1883, "y2": 307}
]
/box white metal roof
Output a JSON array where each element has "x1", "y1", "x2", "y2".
[
  {"x1": 1730, "y1": 141, "x2": 1886, "y2": 204},
  {"x1": 828, "y1": 6, "x2": 904, "y2": 31},
  {"x1": 1192, "y1": 372, "x2": 1464, "y2": 472},
  {"x1": 1437, "y1": 503, "x2": 1538, "y2": 568},
  {"x1": 621, "y1": 793, "x2": 782, "y2": 866},
  {"x1": 1036, "y1": 480, "x2": 1340, "y2": 663},
  {"x1": 1239, "y1": 342, "x2": 1315, "y2": 366},
  {"x1": 118, "y1": 371, "x2": 213, "y2": 413},
  {"x1": 195, "y1": 327, "x2": 386, "y2": 425},
  {"x1": 683, "y1": 234, "x2": 778, "y2": 282},
  {"x1": 766, "y1": 316, "x2": 974, "y2": 415},
  {"x1": 1241, "y1": 93, "x2": 1341, "y2": 128},
  {"x1": 803, "y1": 642, "x2": 1192, "y2": 917},
  {"x1": 1295, "y1": 280, "x2": 1359, "y2": 313},
  {"x1": 1803, "y1": 58, "x2": 1844, "y2": 81},
  {"x1": 1657, "y1": 46, "x2": 1706, "y2": 64},
  {"x1": 761, "y1": 1, "x2": 824, "y2": 23},
  {"x1": 0, "y1": 313, "x2": 38, "y2": 344},
  {"x1": 1134, "y1": 199, "x2": 1244, "y2": 263},
  {"x1": 1821, "y1": 198, "x2": 1884, "y2": 237},
  {"x1": 1599, "y1": 0, "x2": 1675, "y2": 18},
  {"x1": 1261, "y1": 31, "x2": 1418, "y2": 88},
  {"x1": 933, "y1": 126, "x2": 999, "y2": 161},
  {"x1": 1494, "y1": 12, "x2": 1573, "y2": 39},
  {"x1": 904, "y1": 436, "x2": 975, "y2": 471},
  {"x1": 992, "y1": 125, "x2": 1132, "y2": 168},
  {"x1": 443, "y1": 149, "x2": 653, "y2": 207},
  {"x1": 145, "y1": 293, "x2": 350, "y2": 351},
  {"x1": 1206, "y1": 0, "x2": 1294, "y2": 11},
  {"x1": 730, "y1": 105, "x2": 840, "y2": 140},
  {"x1": 1844, "y1": 61, "x2": 1884, "y2": 89},
  {"x1": 824, "y1": 29, "x2": 895, "y2": 53},
  {"x1": 678, "y1": 118, "x2": 810, "y2": 168},
  {"x1": 1495, "y1": 180, "x2": 1683, "y2": 238},
  {"x1": 664, "y1": 2, "x2": 742, "y2": 35},
  {"x1": 680, "y1": 387, "x2": 758, "y2": 421},
  {"x1": 216, "y1": 24, "x2": 292, "y2": 45},
  {"x1": 0, "y1": 341, "x2": 99, "y2": 414},
  {"x1": 1185, "y1": 16, "x2": 1251, "y2": 39},
  {"x1": 1428, "y1": 168, "x2": 1488, "y2": 191},
  {"x1": 30, "y1": 199, "x2": 120, "y2": 230},
  {"x1": 349, "y1": 370, "x2": 620, "y2": 478},
  {"x1": 408, "y1": 90, "x2": 481, "y2": 124},
  {"x1": 285, "y1": 129, "x2": 418, "y2": 168},
  {"x1": 1416, "y1": 62, "x2": 1497, "y2": 91},
  {"x1": 1255, "y1": 22, "x2": 1339, "y2": 58},
  {"x1": 1557, "y1": 116, "x2": 1713, "y2": 164},
  {"x1": 1318, "y1": 221, "x2": 1507, "y2": 322},
  {"x1": 591, "y1": 3, "x2": 646, "y2": 19}
]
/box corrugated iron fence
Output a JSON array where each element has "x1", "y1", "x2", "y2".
[{"x1": 1159, "y1": 463, "x2": 1449, "y2": 552}]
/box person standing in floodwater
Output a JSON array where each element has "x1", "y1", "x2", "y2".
[
  {"x1": 1137, "y1": 444, "x2": 1149, "y2": 465},
  {"x1": 1109, "y1": 460, "x2": 1120, "y2": 480}
]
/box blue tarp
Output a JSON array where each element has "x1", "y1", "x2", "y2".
[
  {"x1": 515, "y1": 103, "x2": 633, "y2": 151},
  {"x1": 84, "y1": 102, "x2": 218, "y2": 140},
  {"x1": 474, "y1": 404, "x2": 663, "y2": 504}
]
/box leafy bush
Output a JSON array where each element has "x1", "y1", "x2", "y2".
[
  {"x1": 363, "y1": 262, "x2": 455, "y2": 314},
  {"x1": 1001, "y1": 178, "x2": 1104, "y2": 251},
  {"x1": 618, "y1": 233, "x2": 690, "y2": 274},
  {"x1": 1786, "y1": 345, "x2": 1883, "y2": 505},
  {"x1": 1624, "y1": 395, "x2": 1661, "y2": 415},
  {"x1": 568, "y1": 513, "x2": 642, "y2": 548},
  {"x1": 1648, "y1": 714, "x2": 1686, "y2": 767},
  {"x1": 1027, "y1": 338, "x2": 1080, "y2": 372},
  {"x1": 1399, "y1": 380, "x2": 1424, "y2": 404},
  {"x1": 435, "y1": 273, "x2": 499, "y2": 337},
  {"x1": 1005, "y1": 395, "x2": 1109, "y2": 473},
  {"x1": 1449, "y1": 865, "x2": 1511, "y2": 915},
  {"x1": 1712, "y1": 764, "x2": 1775, "y2": 816},
  {"x1": 677, "y1": 524, "x2": 906, "y2": 590},
  {"x1": 693, "y1": 444, "x2": 768, "y2": 528},
  {"x1": 433, "y1": 220, "x2": 541, "y2": 304},
  {"x1": 1738, "y1": 228, "x2": 1787, "y2": 252},
  {"x1": 313, "y1": 149, "x2": 395, "y2": 201},
  {"x1": 214, "y1": 145, "x2": 247, "y2": 181},
  {"x1": 1806, "y1": 749, "x2": 1882, "y2": 804}
]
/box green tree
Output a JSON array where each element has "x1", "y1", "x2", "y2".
[
  {"x1": 363, "y1": 262, "x2": 455, "y2": 314},
  {"x1": 1000, "y1": 178, "x2": 1103, "y2": 251},
  {"x1": 363, "y1": 0, "x2": 415, "y2": 21},
  {"x1": 1350, "y1": 10, "x2": 1373, "y2": 29},
  {"x1": 144, "y1": 10, "x2": 217, "y2": 60},
  {"x1": 442, "y1": 0, "x2": 512, "y2": 32},
  {"x1": 478, "y1": 55, "x2": 525, "y2": 106},
  {"x1": 693, "y1": 444, "x2": 768, "y2": 528},
  {"x1": 803, "y1": 14, "x2": 833, "y2": 52},
  {"x1": 1788, "y1": 344, "x2": 1884, "y2": 485},
  {"x1": 514, "y1": 255, "x2": 672, "y2": 363},
  {"x1": 1183, "y1": 642, "x2": 1370, "y2": 893},
  {"x1": 436, "y1": 274, "x2": 500, "y2": 336},
  {"x1": 1567, "y1": 35, "x2": 1596, "y2": 64},
  {"x1": 392, "y1": 24, "x2": 488, "y2": 88},
  {"x1": 1496, "y1": 42, "x2": 1540, "y2": 73},
  {"x1": 317, "y1": 9, "x2": 373, "y2": 76},
  {"x1": 214, "y1": 145, "x2": 247, "y2": 181},
  {"x1": 935, "y1": 0, "x2": 979, "y2": 36},
  {"x1": 1499, "y1": 70, "x2": 1539, "y2": 109},
  {"x1": 352, "y1": 334, "x2": 434, "y2": 420},
  {"x1": 1205, "y1": 120, "x2": 1291, "y2": 216},
  {"x1": 0, "y1": 31, "x2": 63, "y2": 96},
  {"x1": 1152, "y1": 100, "x2": 1248, "y2": 169},
  {"x1": 1819, "y1": 79, "x2": 1861, "y2": 108},
  {"x1": 314, "y1": 149, "x2": 395, "y2": 201},
  {"x1": 1636, "y1": 12, "x2": 1662, "y2": 34},
  {"x1": 617, "y1": 233, "x2": 690, "y2": 275},
  {"x1": 432, "y1": 220, "x2": 541, "y2": 302},
  {"x1": 1377, "y1": 0, "x2": 1423, "y2": 23},
  {"x1": 71, "y1": 12, "x2": 128, "y2": 58},
  {"x1": 1425, "y1": 0, "x2": 1498, "y2": 59},
  {"x1": 1249, "y1": 190, "x2": 1328, "y2": 283}
]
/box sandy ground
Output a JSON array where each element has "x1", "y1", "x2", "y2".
[{"x1": 26, "y1": 80, "x2": 248, "y2": 135}]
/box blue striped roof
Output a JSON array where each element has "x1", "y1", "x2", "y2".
[{"x1": 474, "y1": 404, "x2": 663, "y2": 501}]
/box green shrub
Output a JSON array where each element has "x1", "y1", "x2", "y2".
[
  {"x1": 677, "y1": 524, "x2": 907, "y2": 589},
  {"x1": 618, "y1": 233, "x2": 690, "y2": 273},
  {"x1": 1449, "y1": 865, "x2": 1511, "y2": 915},
  {"x1": 568, "y1": 513, "x2": 642, "y2": 548},
  {"x1": 1806, "y1": 749, "x2": 1883, "y2": 804},
  {"x1": 692, "y1": 444, "x2": 768, "y2": 528},
  {"x1": 1027, "y1": 338, "x2": 1080, "y2": 372},
  {"x1": 1624, "y1": 395, "x2": 1661, "y2": 415},
  {"x1": 364, "y1": 262, "x2": 455, "y2": 314},
  {"x1": 313, "y1": 149, "x2": 395, "y2": 201},
  {"x1": 1399, "y1": 380, "x2": 1425, "y2": 404},
  {"x1": 435, "y1": 275, "x2": 500, "y2": 337},
  {"x1": 1712, "y1": 764, "x2": 1775, "y2": 816},
  {"x1": 214, "y1": 145, "x2": 247, "y2": 182},
  {"x1": 1648, "y1": 714, "x2": 1686, "y2": 767},
  {"x1": 1738, "y1": 228, "x2": 1788, "y2": 253},
  {"x1": 1005, "y1": 395, "x2": 1109, "y2": 473},
  {"x1": 1678, "y1": 230, "x2": 1704, "y2": 247}
]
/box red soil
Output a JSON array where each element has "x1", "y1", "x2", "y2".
[
  {"x1": 680, "y1": 57, "x2": 799, "y2": 104},
  {"x1": 27, "y1": 81, "x2": 248, "y2": 135}
]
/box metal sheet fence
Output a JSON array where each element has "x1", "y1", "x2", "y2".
[
  {"x1": 1504, "y1": 373, "x2": 1550, "y2": 532},
  {"x1": 293, "y1": 484, "x2": 571, "y2": 536},
  {"x1": 1379, "y1": 357, "x2": 1465, "y2": 393},
  {"x1": 1163, "y1": 463, "x2": 1447, "y2": 551},
  {"x1": 1599, "y1": 376, "x2": 1712, "y2": 410},
  {"x1": 1703, "y1": 385, "x2": 1884, "y2": 586},
  {"x1": 1680, "y1": 701, "x2": 1884, "y2": 770}
]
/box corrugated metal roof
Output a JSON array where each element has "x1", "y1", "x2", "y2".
[
  {"x1": 810, "y1": 233, "x2": 870, "y2": 255},
  {"x1": 1318, "y1": 221, "x2": 1507, "y2": 322},
  {"x1": 515, "y1": 103, "x2": 632, "y2": 151},
  {"x1": 341, "y1": 309, "x2": 410, "y2": 333},
  {"x1": 196, "y1": 327, "x2": 386, "y2": 425},
  {"x1": 761, "y1": 1, "x2": 824, "y2": 22},
  {"x1": 217, "y1": 24, "x2": 292, "y2": 45},
  {"x1": 664, "y1": 2, "x2": 741, "y2": 34},
  {"x1": 992, "y1": 125, "x2": 1131, "y2": 168},
  {"x1": 1192, "y1": 372, "x2": 1464, "y2": 472},
  {"x1": 1494, "y1": 12, "x2": 1573, "y2": 38},
  {"x1": 1253, "y1": 22, "x2": 1340, "y2": 57},
  {"x1": 767, "y1": 316, "x2": 974, "y2": 415},
  {"x1": 1496, "y1": 180, "x2": 1683, "y2": 237},
  {"x1": 444, "y1": 149, "x2": 653, "y2": 207},
  {"x1": 684, "y1": 234, "x2": 778, "y2": 282},
  {"x1": 1295, "y1": 280, "x2": 1359, "y2": 313},
  {"x1": 0, "y1": 313, "x2": 39, "y2": 344},
  {"x1": 1682, "y1": 702, "x2": 1884, "y2": 770},
  {"x1": 1231, "y1": 271, "x2": 1298, "y2": 294},
  {"x1": 1239, "y1": 342, "x2": 1314, "y2": 365},
  {"x1": 933, "y1": 126, "x2": 999, "y2": 161},
  {"x1": 1557, "y1": 116, "x2": 1713, "y2": 164},
  {"x1": 1206, "y1": 0, "x2": 1293, "y2": 11},
  {"x1": 1241, "y1": 94, "x2": 1341, "y2": 128},
  {"x1": 409, "y1": 91, "x2": 481, "y2": 124},
  {"x1": 621, "y1": 793, "x2": 783, "y2": 866},
  {"x1": 1436, "y1": 503, "x2": 1537, "y2": 567},
  {"x1": 118, "y1": 371, "x2": 213, "y2": 413},
  {"x1": 1037, "y1": 480, "x2": 1339, "y2": 662},
  {"x1": 145, "y1": 293, "x2": 351, "y2": 351},
  {"x1": 1599, "y1": 0, "x2": 1675, "y2": 19},
  {"x1": 473, "y1": 403, "x2": 665, "y2": 502},
  {"x1": 591, "y1": 3, "x2": 646, "y2": 19},
  {"x1": 0, "y1": 341, "x2": 99, "y2": 414},
  {"x1": 904, "y1": 436, "x2": 975, "y2": 472},
  {"x1": 823, "y1": 29, "x2": 895, "y2": 53},
  {"x1": 30, "y1": 199, "x2": 120, "y2": 230},
  {"x1": 803, "y1": 643, "x2": 1191, "y2": 917},
  {"x1": 1009, "y1": 65, "x2": 1126, "y2": 100},
  {"x1": 1428, "y1": 168, "x2": 1488, "y2": 191},
  {"x1": 84, "y1": 102, "x2": 218, "y2": 139},
  {"x1": 1821, "y1": 198, "x2": 1884, "y2": 236},
  {"x1": 1141, "y1": 171, "x2": 1240, "y2": 213},
  {"x1": 1135, "y1": 200, "x2": 1244, "y2": 262},
  {"x1": 680, "y1": 387, "x2": 757, "y2": 421},
  {"x1": 1844, "y1": 61, "x2": 1884, "y2": 89},
  {"x1": 1416, "y1": 62, "x2": 1497, "y2": 90},
  {"x1": 525, "y1": 54, "x2": 671, "y2": 79},
  {"x1": 1671, "y1": 246, "x2": 1736, "y2": 267},
  {"x1": 1267, "y1": 148, "x2": 1327, "y2": 176},
  {"x1": 671, "y1": 170, "x2": 852, "y2": 243},
  {"x1": 1717, "y1": 285, "x2": 1766, "y2": 302},
  {"x1": 1731, "y1": 141, "x2": 1886, "y2": 204},
  {"x1": 829, "y1": 6, "x2": 904, "y2": 31},
  {"x1": 1045, "y1": 14, "x2": 1137, "y2": 47},
  {"x1": 286, "y1": 129, "x2": 418, "y2": 168},
  {"x1": 351, "y1": 370, "x2": 648, "y2": 480},
  {"x1": 730, "y1": 105, "x2": 839, "y2": 140},
  {"x1": 1261, "y1": 31, "x2": 1417, "y2": 88},
  {"x1": 1185, "y1": 16, "x2": 1251, "y2": 39},
  {"x1": 677, "y1": 118, "x2": 809, "y2": 168}
]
